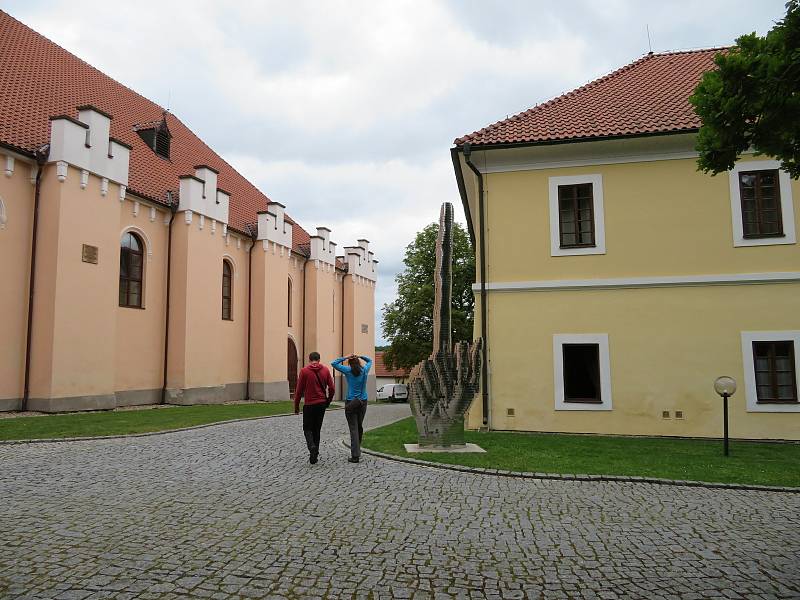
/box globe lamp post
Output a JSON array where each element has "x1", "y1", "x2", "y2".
[{"x1": 714, "y1": 376, "x2": 737, "y2": 456}]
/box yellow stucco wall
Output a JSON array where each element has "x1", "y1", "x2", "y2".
[
  {"x1": 0, "y1": 158, "x2": 34, "y2": 407},
  {"x1": 463, "y1": 151, "x2": 800, "y2": 440}
]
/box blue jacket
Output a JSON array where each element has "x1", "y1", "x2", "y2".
[{"x1": 331, "y1": 356, "x2": 373, "y2": 401}]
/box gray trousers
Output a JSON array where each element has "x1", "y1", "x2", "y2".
[{"x1": 345, "y1": 401, "x2": 368, "y2": 458}]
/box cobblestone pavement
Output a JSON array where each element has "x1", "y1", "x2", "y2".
[{"x1": 1, "y1": 404, "x2": 798, "y2": 600}]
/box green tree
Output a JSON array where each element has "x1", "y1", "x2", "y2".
[
  {"x1": 690, "y1": 0, "x2": 800, "y2": 177},
  {"x1": 381, "y1": 222, "x2": 475, "y2": 371}
]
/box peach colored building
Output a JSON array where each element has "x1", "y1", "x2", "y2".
[{"x1": 0, "y1": 11, "x2": 377, "y2": 412}]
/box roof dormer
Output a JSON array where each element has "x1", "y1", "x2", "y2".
[{"x1": 134, "y1": 113, "x2": 171, "y2": 159}]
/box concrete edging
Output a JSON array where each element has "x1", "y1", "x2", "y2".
[
  {"x1": 0, "y1": 406, "x2": 342, "y2": 445},
  {"x1": 354, "y1": 442, "x2": 800, "y2": 494}
]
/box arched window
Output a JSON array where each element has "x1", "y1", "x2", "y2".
[
  {"x1": 222, "y1": 260, "x2": 233, "y2": 320},
  {"x1": 287, "y1": 277, "x2": 293, "y2": 326},
  {"x1": 119, "y1": 232, "x2": 144, "y2": 308}
]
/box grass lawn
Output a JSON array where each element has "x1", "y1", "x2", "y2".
[
  {"x1": 0, "y1": 402, "x2": 296, "y2": 441},
  {"x1": 363, "y1": 417, "x2": 800, "y2": 488}
]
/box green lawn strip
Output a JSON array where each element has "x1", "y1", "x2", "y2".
[
  {"x1": 363, "y1": 417, "x2": 800, "y2": 488},
  {"x1": 0, "y1": 402, "x2": 296, "y2": 441}
]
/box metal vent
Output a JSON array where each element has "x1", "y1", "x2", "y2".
[
  {"x1": 662, "y1": 410, "x2": 671, "y2": 419},
  {"x1": 675, "y1": 410, "x2": 684, "y2": 419},
  {"x1": 506, "y1": 408, "x2": 515, "y2": 417}
]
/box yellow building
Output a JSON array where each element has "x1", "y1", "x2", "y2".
[
  {"x1": 0, "y1": 12, "x2": 377, "y2": 412},
  {"x1": 452, "y1": 49, "x2": 799, "y2": 440}
]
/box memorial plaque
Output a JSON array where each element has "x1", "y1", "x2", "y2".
[
  {"x1": 81, "y1": 244, "x2": 98, "y2": 264},
  {"x1": 361, "y1": 324, "x2": 369, "y2": 334}
]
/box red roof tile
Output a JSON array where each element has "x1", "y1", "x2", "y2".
[
  {"x1": 374, "y1": 351, "x2": 408, "y2": 378},
  {"x1": 455, "y1": 48, "x2": 725, "y2": 147},
  {"x1": 0, "y1": 10, "x2": 311, "y2": 247}
]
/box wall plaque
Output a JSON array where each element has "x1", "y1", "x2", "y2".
[
  {"x1": 361, "y1": 324, "x2": 369, "y2": 334},
  {"x1": 82, "y1": 244, "x2": 98, "y2": 264}
]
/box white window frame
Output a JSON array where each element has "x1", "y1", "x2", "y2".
[
  {"x1": 553, "y1": 333, "x2": 612, "y2": 411},
  {"x1": 741, "y1": 331, "x2": 800, "y2": 413},
  {"x1": 728, "y1": 160, "x2": 796, "y2": 247},
  {"x1": 548, "y1": 174, "x2": 606, "y2": 256}
]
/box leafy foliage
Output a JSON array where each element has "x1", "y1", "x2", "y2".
[
  {"x1": 381, "y1": 222, "x2": 475, "y2": 371},
  {"x1": 691, "y1": 1, "x2": 800, "y2": 177}
]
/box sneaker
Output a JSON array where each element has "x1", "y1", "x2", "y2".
[
  {"x1": 348, "y1": 457, "x2": 360, "y2": 463},
  {"x1": 310, "y1": 451, "x2": 318, "y2": 464}
]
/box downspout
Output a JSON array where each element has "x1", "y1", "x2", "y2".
[
  {"x1": 462, "y1": 143, "x2": 490, "y2": 428},
  {"x1": 246, "y1": 233, "x2": 256, "y2": 400},
  {"x1": 301, "y1": 255, "x2": 308, "y2": 367},
  {"x1": 160, "y1": 196, "x2": 177, "y2": 404},
  {"x1": 340, "y1": 269, "x2": 346, "y2": 401},
  {"x1": 22, "y1": 150, "x2": 48, "y2": 411}
]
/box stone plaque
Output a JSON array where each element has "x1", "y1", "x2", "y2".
[
  {"x1": 361, "y1": 324, "x2": 369, "y2": 333},
  {"x1": 81, "y1": 244, "x2": 98, "y2": 264}
]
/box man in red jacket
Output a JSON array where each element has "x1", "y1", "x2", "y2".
[{"x1": 294, "y1": 351, "x2": 335, "y2": 464}]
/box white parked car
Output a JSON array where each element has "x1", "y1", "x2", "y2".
[{"x1": 376, "y1": 383, "x2": 409, "y2": 402}]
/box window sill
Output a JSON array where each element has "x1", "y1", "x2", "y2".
[
  {"x1": 564, "y1": 398, "x2": 603, "y2": 404},
  {"x1": 119, "y1": 305, "x2": 145, "y2": 310},
  {"x1": 756, "y1": 400, "x2": 798, "y2": 405},
  {"x1": 743, "y1": 233, "x2": 785, "y2": 240}
]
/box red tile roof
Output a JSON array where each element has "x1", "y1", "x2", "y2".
[
  {"x1": 374, "y1": 351, "x2": 408, "y2": 378},
  {"x1": 454, "y1": 48, "x2": 725, "y2": 147},
  {"x1": 0, "y1": 10, "x2": 311, "y2": 247}
]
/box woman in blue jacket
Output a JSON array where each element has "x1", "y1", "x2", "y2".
[{"x1": 331, "y1": 354, "x2": 373, "y2": 463}]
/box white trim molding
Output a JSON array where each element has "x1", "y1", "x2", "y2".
[
  {"x1": 474, "y1": 271, "x2": 800, "y2": 292},
  {"x1": 728, "y1": 160, "x2": 796, "y2": 247},
  {"x1": 548, "y1": 174, "x2": 606, "y2": 256},
  {"x1": 0, "y1": 195, "x2": 6, "y2": 229},
  {"x1": 553, "y1": 333, "x2": 612, "y2": 411},
  {"x1": 741, "y1": 331, "x2": 800, "y2": 413}
]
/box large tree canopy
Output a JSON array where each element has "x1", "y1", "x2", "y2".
[
  {"x1": 691, "y1": 0, "x2": 800, "y2": 177},
  {"x1": 381, "y1": 221, "x2": 475, "y2": 371}
]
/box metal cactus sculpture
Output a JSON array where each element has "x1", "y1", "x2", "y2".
[{"x1": 408, "y1": 202, "x2": 483, "y2": 447}]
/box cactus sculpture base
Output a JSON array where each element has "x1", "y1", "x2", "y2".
[{"x1": 408, "y1": 202, "x2": 483, "y2": 448}]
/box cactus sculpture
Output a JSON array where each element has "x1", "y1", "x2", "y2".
[{"x1": 408, "y1": 202, "x2": 483, "y2": 447}]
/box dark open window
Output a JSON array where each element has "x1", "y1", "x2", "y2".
[
  {"x1": 563, "y1": 344, "x2": 601, "y2": 403},
  {"x1": 119, "y1": 232, "x2": 143, "y2": 308},
  {"x1": 222, "y1": 260, "x2": 233, "y2": 320},
  {"x1": 135, "y1": 115, "x2": 171, "y2": 160},
  {"x1": 753, "y1": 341, "x2": 797, "y2": 403},
  {"x1": 739, "y1": 170, "x2": 783, "y2": 238},
  {"x1": 558, "y1": 183, "x2": 595, "y2": 248}
]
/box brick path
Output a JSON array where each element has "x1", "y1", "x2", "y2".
[{"x1": 1, "y1": 404, "x2": 798, "y2": 599}]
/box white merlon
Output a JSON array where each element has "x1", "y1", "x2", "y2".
[
  {"x1": 310, "y1": 226, "x2": 337, "y2": 266},
  {"x1": 257, "y1": 202, "x2": 293, "y2": 249},
  {"x1": 177, "y1": 165, "x2": 229, "y2": 224},
  {"x1": 48, "y1": 106, "x2": 130, "y2": 185},
  {"x1": 344, "y1": 238, "x2": 377, "y2": 281}
]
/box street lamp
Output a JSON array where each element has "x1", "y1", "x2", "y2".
[{"x1": 714, "y1": 376, "x2": 737, "y2": 456}]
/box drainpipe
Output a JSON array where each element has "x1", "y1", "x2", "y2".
[
  {"x1": 340, "y1": 270, "x2": 347, "y2": 401},
  {"x1": 301, "y1": 255, "x2": 308, "y2": 367},
  {"x1": 462, "y1": 143, "x2": 490, "y2": 428},
  {"x1": 160, "y1": 196, "x2": 177, "y2": 404},
  {"x1": 22, "y1": 149, "x2": 48, "y2": 411},
  {"x1": 246, "y1": 233, "x2": 256, "y2": 400}
]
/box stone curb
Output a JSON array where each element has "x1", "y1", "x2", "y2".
[
  {"x1": 0, "y1": 407, "x2": 342, "y2": 446},
  {"x1": 353, "y1": 442, "x2": 800, "y2": 494}
]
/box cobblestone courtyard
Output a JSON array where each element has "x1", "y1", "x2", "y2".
[{"x1": 1, "y1": 404, "x2": 798, "y2": 599}]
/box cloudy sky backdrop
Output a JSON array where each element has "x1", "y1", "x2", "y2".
[{"x1": 6, "y1": 0, "x2": 786, "y2": 343}]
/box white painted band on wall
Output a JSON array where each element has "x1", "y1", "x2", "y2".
[{"x1": 473, "y1": 272, "x2": 800, "y2": 292}]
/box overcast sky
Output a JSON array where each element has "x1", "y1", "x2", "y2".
[{"x1": 6, "y1": 0, "x2": 786, "y2": 343}]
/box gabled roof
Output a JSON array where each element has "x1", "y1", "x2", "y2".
[
  {"x1": 454, "y1": 48, "x2": 724, "y2": 147},
  {"x1": 374, "y1": 351, "x2": 409, "y2": 378},
  {"x1": 0, "y1": 10, "x2": 310, "y2": 248}
]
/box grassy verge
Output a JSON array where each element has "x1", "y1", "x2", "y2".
[
  {"x1": 363, "y1": 417, "x2": 800, "y2": 488},
  {"x1": 0, "y1": 402, "x2": 296, "y2": 441}
]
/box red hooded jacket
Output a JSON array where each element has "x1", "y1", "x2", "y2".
[{"x1": 294, "y1": 362, "x2": 335, "y2": 413}]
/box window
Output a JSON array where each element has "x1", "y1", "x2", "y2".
[
  {"x1": 752, "y1": 341, "x2": 797, "y2": 403},
  {"x1": 739, "y1": 170, "x2": 783, "y2": 238},
  {"x1": 222, "y1": 260, "x2": 233, "y2": 320},
  {"x1": 729, "y1": 160, "x2": 796, "y2": 247},
  {"x1": 548, "y1": 174, "x2": 606, "y2": 256},
  {"x1": 119, "y1": 232, "x2": 144, "y2": 308},
  {"x1": 558, "y1": 183, "x2": 595, "y2": 248},
  {"x1": 134, "y1": 115, "x2": 171, "y2": 160},
  {"x1": 553, "y1": 334, "x2": 612, "y2": 410},
  {"x1": 562, "y1": 344, "x2": 601, "y2": 403},
  {"x1": 741, "y1": 331, "x2": 800, "y2": 413},
  {"x1": 287, "y1": 277, "x2": 292, "y2": 326}
]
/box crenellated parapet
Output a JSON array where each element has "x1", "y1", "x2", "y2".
[
  {"x1": 178, "y1": 165, "x2": 230, "y2": 225},
  {"x1": 48, "y1": 106, "x2": 130, "y2": 193},
  {"x1": 344, "y1": 239, "x2": 378, "y2": 283},
  {"x1": 257, "y1": 202, "x2": 293, "y2": 253},
  {"x1": 310, "y1": 226, "x2": 337, "y2": 272}
]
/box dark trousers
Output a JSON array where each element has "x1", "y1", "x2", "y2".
[
  {"x1": 302, "y1": 403, "x2": 327, "y2": 455},
  {"x1": 345, "y1": 401, "x2": 368, "y2": 458}
]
